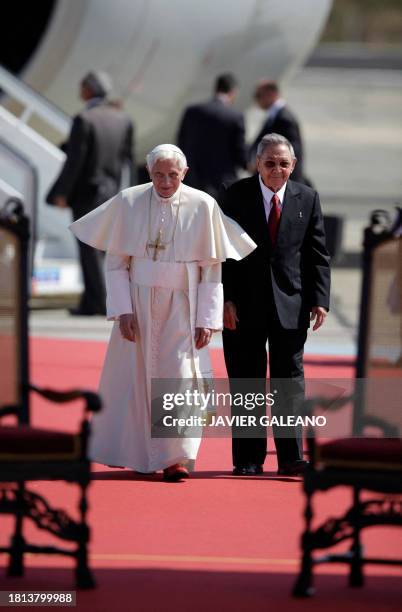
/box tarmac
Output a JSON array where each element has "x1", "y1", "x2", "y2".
[
  {"x1": 30, "y1": 61, "x2": 402, "y2": 359},
  {"x1": 29, "y1": 266, "x2": 359, "y2": 357},
  {"x1": 286, "y1": 63, "x2": 402, "y2": 253}
]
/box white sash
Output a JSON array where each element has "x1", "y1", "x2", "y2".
[
  {"x1": 130, "y1": 257, "x2": 213, "y2": 382},
  {"x1": 131, "y1": 258, "x2": 188, "y2": 291}
]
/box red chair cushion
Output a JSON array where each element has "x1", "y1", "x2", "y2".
[
  {"x1": 316, "y1": 438, "x2": 402, "y2": 471},
  {"x1": 0, "y1": 426, "x2": 82, "y2": 461}
]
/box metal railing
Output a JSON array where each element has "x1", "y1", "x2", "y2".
[
  {"x1": 0, "y1": 140, "x2": 38, "y2": 274},
  {"x1": 0, "y1": 64, "x2": 71, "y2": 137}
]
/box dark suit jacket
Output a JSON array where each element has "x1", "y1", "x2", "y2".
[
  {"x1": 177, "y1": 97, "x2": 247, "y2": 197},
  {"x1": 220, "y1": 176, "x2": 330, "y2": 330},
  {"x1": 47, "y1": 101, "x2": 134, "y2": 216},
  {"x1": 250, "y1": 105, "x2": 304, "y2": 183}
]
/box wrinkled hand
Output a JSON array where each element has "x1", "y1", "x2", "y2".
[
  {"x1": 195, "y1": 327, "x2": 212, "y2": 349},
  {"x1": 54, "y1": 196, "x2": 68, "y2": 209},
  {"x1": 119, "y1": 313, "x2": 136, "y2": 342},
  {"x1": 310, "y1": 306, "x2": 328, "y2": 331},
  {"x1": 223, "y1": 301, "x2": 239, "y2": 330}
]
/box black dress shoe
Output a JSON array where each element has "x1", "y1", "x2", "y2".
[
  {"x1": 277, "y1": 460, "x2": 309, "y2": 476},
  {"x1": 69, "y1": 307, "x2": 106, "y2": 316},
  {"x1": 233, "y1": 463, "x2": 263, "y2": 476}
]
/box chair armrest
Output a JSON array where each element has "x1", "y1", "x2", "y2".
[
  {"x1": 0, "y1": 405, "x2": 19, "y2": 419},
  {"x1": 302, "y1": 394, "x2": 354, "y2": 419},
  {"x1": 302, "y1": 394, "x2": 355, "y2": 467},
  {"x1": 29, "y1": 385, "x2": 102, "y2": 413}
]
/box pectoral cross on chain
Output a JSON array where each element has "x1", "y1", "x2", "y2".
[{"x1": 147, "y1": 229, "x2": 166, "y2": 261}]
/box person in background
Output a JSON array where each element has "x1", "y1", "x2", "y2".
[
  {"x1": 249, "y1": 80, "x2": 306, "y2": 185},
  {"x1": 177, "y1": 73, "x2": 247, "y2": 199},
  {"x1": 47, "y1": 70, "x2": 135, "y2": 315}
]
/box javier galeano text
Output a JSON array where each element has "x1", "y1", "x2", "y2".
[{"x1": 162, "y1": 415, "x2": 327, "y2": 428}]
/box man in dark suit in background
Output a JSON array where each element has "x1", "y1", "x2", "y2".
[
  {"x1": 221, "y1": 133, "x2": 330, "y2": 476},
  {"x1": 177, "y1": 73, "x2": 247, "y2": 199},
  {"x1": 249, "y1": 80, "x2": 306, "y2": 184},
  {"x1": 47, "y1": 71, "x2": 135, "y2": 315}
]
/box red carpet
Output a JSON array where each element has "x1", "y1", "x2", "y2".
[{"x1": 1, "y1": 338, "x2": 400, "y2": 611}]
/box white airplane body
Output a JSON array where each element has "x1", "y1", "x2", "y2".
[
  {"x1": 23, "y1": 0, "x2": 331, "y2": 157},
  {"x1": 0, "y1": 0, "x2": 331, "y2": 296}
]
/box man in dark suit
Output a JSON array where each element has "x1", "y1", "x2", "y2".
[
  {"x1": 47, "y1": 71, "x2": 135, "y2": 315},
  {"x1": 221, "y1": 133, "x2": 330, "y2": 476},
  {"x1": 177, "y1": 73, "x2": 247, "y2": 199},
  {"x1": 249, "y1": 80, "x2": 305, "y2": 184}
]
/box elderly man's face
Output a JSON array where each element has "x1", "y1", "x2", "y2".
[
  {"x1": 148, "y1": 159, "x2": 188, "y2": 198},
  {"x1": 256, "y1": 144, "x2": 296, "y2": 192}
]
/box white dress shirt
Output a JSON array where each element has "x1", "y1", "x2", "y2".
[{"x1": 258, "y1": 175, "x2": 287, "y2": 222}]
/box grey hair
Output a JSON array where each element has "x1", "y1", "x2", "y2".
[
  {"x1": 256, "y1": 133, "x2": 295, "y2": 159},
  {"x1": 81, "y1": 70, "x2": 113, "y2": 98},
  {"x1": 146, "y1": 144, "x2": 187, "y2": 171}
]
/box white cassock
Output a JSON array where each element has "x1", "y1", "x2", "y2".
[{"x1": 70, "y1": 182, "x2": 256, "y2": 472}]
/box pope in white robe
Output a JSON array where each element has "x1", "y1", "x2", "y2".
[{"x1": 70, "y1": 144, "x2": 256, "y2": 480}]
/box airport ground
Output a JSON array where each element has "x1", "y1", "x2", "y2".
[{"x1": 286, "y1": 63, "x2": 402, "y2": 252}]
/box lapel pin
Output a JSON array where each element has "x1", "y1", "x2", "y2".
[{"x1": 299, "y1": 211, "x2": 303, "y2": 218}]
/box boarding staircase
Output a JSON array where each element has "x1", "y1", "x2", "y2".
[{"x1": 0, "y1": 64, "x2": 82, "y2": 297}]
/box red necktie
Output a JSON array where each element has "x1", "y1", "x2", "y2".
[{"x1": 268, "y1": 193, "x2": 281, "y2": 246}]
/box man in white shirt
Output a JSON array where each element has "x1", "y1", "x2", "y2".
[{"x1": 221, "y1": 133, "x2": 330, "y2": 476}]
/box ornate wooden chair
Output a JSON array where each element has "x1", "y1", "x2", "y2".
[
  {"x1": 0, "y1": 199, "x2": 101, "y2": 588},
  {"x1": 293, "y1": 209, "x2": 402, "y2": 596}
]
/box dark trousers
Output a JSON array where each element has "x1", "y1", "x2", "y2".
[
  {"x1": 73, "y1": 207, "x2": 106, "y2": 315},
  {"x1": 222, "y1": 303, "x2": 307, "y2": 468},
  {"x1": 76, "y1": 241, "x2": 106, "y2": 314}
]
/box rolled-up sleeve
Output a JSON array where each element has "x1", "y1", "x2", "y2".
[
  {"x1": 196, "y1": 263, "x2": 223, "y2": 330},
  {"x1": 105, "y1": 254, "x2": 133, "y2": 320}
]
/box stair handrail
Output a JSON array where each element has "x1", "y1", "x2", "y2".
[{"x1": 0, "y1": 64, "x2": 71, "y2": 137}]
